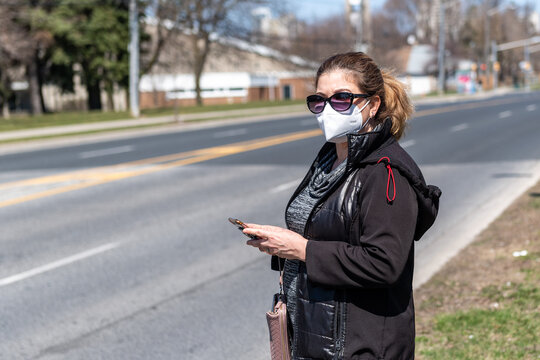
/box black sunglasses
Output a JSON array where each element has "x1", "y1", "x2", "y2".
[{"x1": 306, "y1": 92, "x2": 370, "y2": 114}]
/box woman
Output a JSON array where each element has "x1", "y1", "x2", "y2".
[{"x1": 244, "y1": 52, "x2": 441, "y2": 360}]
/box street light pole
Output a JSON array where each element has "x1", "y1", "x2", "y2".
[
  {"x1": 129, "y1": 0, "x2": 140, "y2": 118},
  {"x1": 437, "y1": 1, "x2": 446, "y2": 95}
]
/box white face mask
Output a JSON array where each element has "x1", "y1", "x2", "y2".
[{"x1": 316, "y1": 100, "x2": 371, "y2": 143}]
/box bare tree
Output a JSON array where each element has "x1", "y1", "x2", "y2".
[
  {"x1": 140, "y1": 0, "x2": 181, "y2": 76},
  {"x1": 370, "y1": 11, "x2": 408, "y2": 69},
  {"x1": 150, "y1": 0, "x2": 272, "y2": 106},
  {"x1": 250, "y1": 14, "x2": 356, "y2": 63}
]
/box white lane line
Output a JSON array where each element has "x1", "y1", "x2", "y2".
[
  {"x1": 300, "y1": 119, "x2": 315, "y2": 126},
  {"x1": 400, "y1": 139, "x2": 416, "y2": 148},
  {"x1": 450, "y1": 123, "x2": 469, "y2": 132},
  {"x1": 0, "y1": 242, "x2": 121, "y2": 287},
  {"x1": 498, "y1": 110, "x2": 512, "y2": 119},
  {"x1": 213, "y1": 128, "x2": 248, "y2": 138},
  {"x1": 526, "y1": 104, "x2": 536, "y2": 112},
  {"x1": 270, "y1": 178, "x2": 302, "y2": 194},
  {"x1": 79, "y1": 146, "x2": 134, "y2": 159}
]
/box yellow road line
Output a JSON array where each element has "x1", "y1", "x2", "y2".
[
  {"x1": 0, "y1": 129, "x2": 322, "y2": 190},
  {"x1": 0, "y1": 128, "x2": 322, "y2": 208}
]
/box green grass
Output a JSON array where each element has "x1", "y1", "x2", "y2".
[
  {"x1": 417, "y1": 259, "x2": 540, "y2": 359},
  {"x1": 0, "y1": 110, "x2": 133, "y2": 132},
  {"x1": 419, "y1": 306, "x2": 539, "y2": 359},
  {"x1": 140, "y1": 99, "x2": 304, "y2": 117},
  {"x1": 0, "y1": 99, "x2": 304, "y2": 133},
  {"x1": 421, "y1": 89, "x2": 459, "y2": 97},
  {"x1": 529, "y1": 195, "x2": 540, "y2": 209}
]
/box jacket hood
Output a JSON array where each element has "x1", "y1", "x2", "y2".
[{"x1": 348, "y1": 118, "x2": 442, "y2": 240}]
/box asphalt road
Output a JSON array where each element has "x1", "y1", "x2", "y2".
[{"x1": 1, "y1": 91, "x2": 540, "y2": 359}]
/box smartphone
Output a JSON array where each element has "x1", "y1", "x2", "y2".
[{"x1": 228, "y1": 217, "x2": 260, "y2": 240}]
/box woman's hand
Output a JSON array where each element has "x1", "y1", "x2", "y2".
[{"x1": 243, "y1": 223, "x2": 308, "y2": 262}]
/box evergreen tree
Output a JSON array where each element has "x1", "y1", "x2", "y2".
[{"x1": 34, "y1": 0, "x2": 131, "y2": 111}]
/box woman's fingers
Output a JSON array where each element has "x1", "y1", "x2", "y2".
[
  {"x1": 243, "y1": 227, "x2": 265, "y2": 239},
  {"x1": 246, "y1": 239, "x2": 273, "y2": 255},
  {"x1": 243, "y1": 224, "x2": 301, "y2": 258},
  {"x1": 245, "y1": 223, "x2": 284, "y2": 232},
  {"x1": 246, "y1": 238, "x2": 263, "y2": 247}
]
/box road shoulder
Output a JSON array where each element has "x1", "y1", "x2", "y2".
[{"x1": 415, "y1": 179, "x2": 540, "y2": 359}]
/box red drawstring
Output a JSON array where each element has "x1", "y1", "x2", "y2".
[{"x1": 377, "y1": 157, "x2": 396, "y2": 203}]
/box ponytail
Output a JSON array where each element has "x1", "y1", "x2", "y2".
[{"x1": 379, "y1": 70, "x2": 414, "y2": 140}]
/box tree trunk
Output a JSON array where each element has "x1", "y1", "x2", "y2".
[
  {"x1": 106, "y1": 85, "x2": 115, "y2": 112},
  {"x1": 1, "y1": 98, "x2": 10, "y2": 119},
  {"x1": 37, "y1": 56, "x2": 47, "y2": 113},
  {"x1": 194, "y1": 67, "x2": 203, "y2": 106},
  {"x1": 86, "y1": 81, "x2": 102, "y2": 111},
  {"x1": 0, "y1": 69, "x2": 10, "y2": 119},
  {"x1": 192, "y1": 35, "x2": 210, "y2": 107},
  {"x1": 39, "y1": 82, "x2": 47, "y2": 113},
  {"x1": 125, "y1": 90, "x2": 130, "y2": 112},
  {"x1": 27, "y1": 56, "x2": 43, "y2": 116}
]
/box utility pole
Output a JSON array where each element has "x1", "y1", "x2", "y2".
[
  {"x1": 524, "y1": 40, "x2": 531, "y2": 90},
  {"x1": 129, "y1": 0, "x2": 140, "y2": 118},
  {"x1": 362, "y1": 0, "x2": 371, "y2": 54},
  {"x1": 347, "y1": 0, "x2": 370, "y2": 53},
  {"x1": 484, "y1": 0, "x2": 493, "y2": 89},
  {"x1": 437, "y1": 1, "x2": 446, "y2": 95}
]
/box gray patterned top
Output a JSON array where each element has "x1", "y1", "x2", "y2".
[{"x1": 283, "y1": 147, "x2": 347, "y2": 357}]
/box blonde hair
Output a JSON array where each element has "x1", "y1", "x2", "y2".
[{"x1": 315, "y1": 52, "x2": 414, "y2": 140}]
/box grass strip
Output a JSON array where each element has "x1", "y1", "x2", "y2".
[{"x1": 415, "y1": 181, "x2": 540, "y2": 359}]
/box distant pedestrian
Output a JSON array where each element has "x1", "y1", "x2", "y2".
[{"x1": 244, "y1": 52, "x2": 441, "y2": 360}]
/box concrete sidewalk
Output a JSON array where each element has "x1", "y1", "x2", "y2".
[{"x1": 0, "y1": 87, "x2": 521, "y2": 144}]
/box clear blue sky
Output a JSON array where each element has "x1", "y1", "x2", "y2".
[{"x1": 287, "y1": 0, "x2": 538, "y2": 23}]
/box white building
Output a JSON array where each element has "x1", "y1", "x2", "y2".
[{"x1": 139, "y1": 27, "x2": 317, "y2": 109}]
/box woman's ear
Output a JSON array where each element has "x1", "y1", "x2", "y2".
[{"x1": 370, "y1": 96, "x2": 381, "y2": 117}]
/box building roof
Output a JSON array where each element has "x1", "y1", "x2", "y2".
[{"x1": 143, "y1": 22, "x2": 318, "y2": 76}]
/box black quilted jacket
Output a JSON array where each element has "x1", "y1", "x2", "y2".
[{"x1": 273, "y1": 118, "x2": 441, "y2": 360}]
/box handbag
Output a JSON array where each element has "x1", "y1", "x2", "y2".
[{"x1": 266, "y1": 259, "x2": 291, "y2": 360}]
